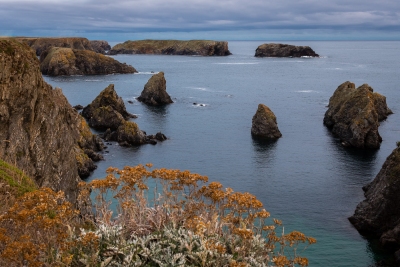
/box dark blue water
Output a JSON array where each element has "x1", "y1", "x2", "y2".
[{"x1": 44, "y1": 41, "x2": 400, "y2": 266}]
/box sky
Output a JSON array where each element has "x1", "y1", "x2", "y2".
[{"x1": 1, "y1": 0, "x2": 400, "y2": 41}]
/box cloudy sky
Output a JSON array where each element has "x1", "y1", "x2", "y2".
[{"x1": 1, "y1": 0, "x2": 400, "y2": 41}]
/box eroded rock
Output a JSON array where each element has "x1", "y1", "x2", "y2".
[
  {"x1": 90, "y1": 40, "x2": 111, "y2": 54},
  {"x1": 255, "y1": 43, "x2": 319, "y2": 58},
  {"x1": 16, "y1": 37, "x2": 93, "y2": 56},
  {"x1": 323, "y1": 81, "x2": 392, "y2": 149},
  {"x1": 137, "y1": 72, "x2": 173, "y2": 105},
  {"x1": 251, "y1": 104, "x2": 282, "y2": 139}
]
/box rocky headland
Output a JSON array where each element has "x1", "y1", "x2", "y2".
[
  {"x1": 40, "y1": 47, "x2": 137, "y2": 76},
  {"x1": 323, "y1": 81, "x2": 392, "y2": 149},
  {"x1": 137, "y1": 72, "x2": 173, "y2": 105},
  {"x1": 15, "y1": 37, "x2": 94, "y2": 56},
  {"x1": 349, "y1": 144, "x2": 400, "y2": 264},
  {"x1": 251, "y1": 104, "x2": 282, "y2": 139},
  {"x1": 0, "y1": 39, "x2": 103, "y2": 206},
  {"x1": 255, "y1": 43, "x2": 319, "y2": 58},
  {"x1": 82, "y1": 84, "x2": 167, "y2": 146},
  {"x1": 109, "y1": 40, "x2": 232, "y2": 56},
  {"x1": 89, "y1": 40, "x2": 111, "y2": 54}
]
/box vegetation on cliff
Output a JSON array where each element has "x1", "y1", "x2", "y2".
[
  {"x1": 0, "y1": 164, "x2": 315, "y2": 266},
  {"x1": 109, "y1": 39, "x2": 232, "y2": 56}
]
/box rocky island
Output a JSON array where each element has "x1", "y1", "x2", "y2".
[
  {"x1": 323, "y1": 81, "x2": 392, "y2": 149},
  {"x1": 349, "y1": 143, "x2": 400, "y2": 264},
  {"x1": 40, "y1": 47, "x2": 137, "y2": 76},
  {"x1": 251, "y1": 104, "x2": 282, "y2": 139},
  {"x1": 137, "y1": 72, "x2": 173, "y2": 105},
  {"x1": 108, "y1": 40, "x2": 232, "y2": 56},
  {"x1": 0, "y1": 39, "x2": 104, "y2": 206},
  {"x1": 255, "y1": 43, "x2": 319, "y2": 58}
]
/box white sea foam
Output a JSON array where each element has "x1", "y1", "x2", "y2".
[
  {"x1": 136, "y1": 72, "x2": 159, "y2": 75},
  {"x1": 295, "y1": 90, "x2": 319, "y2": 93},
  {"x1": 213, "y1": 62, "x2": 259, "y2": 65},
  {"x1": 84, "y1": 79, "x2": 101, "y2": 82}
]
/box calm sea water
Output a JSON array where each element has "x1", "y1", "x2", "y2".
[{"x1": 44, "y1": 41, "x2": 400, "y2": 266}]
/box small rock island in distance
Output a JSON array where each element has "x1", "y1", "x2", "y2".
[{"x1": 255, "y1": 43, "x2": 319, "y2": 58}]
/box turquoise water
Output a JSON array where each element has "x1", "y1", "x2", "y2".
[{"x1": 44, "y1": 41, "x2": 400, "y2": 266}]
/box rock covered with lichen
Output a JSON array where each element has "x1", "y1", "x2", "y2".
[
  {"x1": 39, "y1": 47, "x2": 137, "y2": 76},
  {"x1": 109, "y1": 40, "x2": 231, "y2": 56},
  {"x1": 0, "y1": 39, "x2": 103, "y2": 206},
  {"x1": 323, "y1": 81, "x2": 392, "y2": 148},
  {"x1": 137, "y1": 72, "x2": 173, "y2": 106},
  {"x1": 349, "y1": 144, "x2": 400, "y2": 262},
  {"x1": 251, "y1": 104, "x2": 282, "y2": 139}
]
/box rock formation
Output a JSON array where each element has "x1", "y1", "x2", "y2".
[
  {"x1": 251, "y1": 104, "x2": 282, "y2": 139},
  {"x1": 323, "y1": 81, "x2": 392, "y2": 149},
  {"x1": 109, "y1": 40, "x2": 232, "y2": 56},
  {"x1": 0, "y1": 39, "x2": 103, "y2": 206},
  {"x1": 349, "y1": 144, "x2": 400, "y2": 263},
  {"x1": 16, "y1": 37, "x2": 94, "y2": 56},
  {"x1": 255, "y1": 43, "x2": 319, "y2": 58},
  {"x1": 89, "y1": 40, "x2": 111, "y2": 54},
  {"x1": 40, "y1": 47, "x2": 137, "y2": 76},
  {"x1": 137, "y1": 72, "x2": 173, "y2": 105}
]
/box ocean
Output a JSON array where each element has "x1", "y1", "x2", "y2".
[{"x1": 44, "y1": 41, "x2": 400, "y2": 266}]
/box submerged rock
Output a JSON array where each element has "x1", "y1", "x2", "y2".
[
  {"x1": 89, "y1": 40, "x2": 111, "y2": 54},
  {"x1": 82, "y1": 84, "x2": 136, "y2": 130},
  {"x1": 109, "y1": 40, "x2": 232, "y2": 56},
  {"x1": 251, "y1": 104, "x2": 282, "y2": 139},
  {"x1": 323, "y1": 81, "x2": 392, "y2": 149},
  {"x1": 255, "y1": 43, "x2": 319, "y2": 58},
  {"x1": 40, "y1": 47, "x2": 137, "y2": 76},
  {"x1": 137, "y1": 72, "x2": 173, "y2": 105},
  {"x1": 349, "y1": 144, "x2": 400, "y2": 261},
  {"x1": 0, "y1": 39, "x2": 103, "y2": 208}
]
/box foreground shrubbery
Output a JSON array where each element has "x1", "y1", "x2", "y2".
[{"x1": 0, "y1": 164, "x2": 315, "y2": 266}]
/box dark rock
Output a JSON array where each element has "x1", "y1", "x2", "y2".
[
  {"x1": 137, "y1": 72, "x2": 173, "y2": 105},
  {"x1": 255, "y1": 43, "x2": 319, "y2": 58},
  {"x1": 82, "y1": 84, "x2": 136, "y2": 130},
  {"x1": 15, "y1": 37, "x2": 94, "y2": 56},
  {"x1": 251, "y1": 104, "x2": 282, "y2": 139},
  {"x1": 89, "y1": 40, "x2": 111, "y2": 54},
  {"x1": 128, "y1": 100, "x2": 134, "y2": 104},
  {"x1": 40, "y1": 47, "x2": 137, "y2": 76},
  {"x1": 323, "y1": 81, "x2": 392, "y2": 149},
  {"x1": 156, "y1": 132, "x2": 167, "y2": 141},
  {"x1": 349, "y1": 145, "x2": 400, "y2": 259},
  {"x1": 73, "y1": 104, "x2": 84, "y2": 110},
  {"x1": 0, "y1": 39, "x2": 100, "y2": 209},
  {"x1": 109, "y1": 40, "x2": 231, "y2": 56},
  {"x1": 107, "y1": 121, "x2": 146, "y2": 146}
]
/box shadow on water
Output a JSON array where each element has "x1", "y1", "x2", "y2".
[
  {"x1": 366, "y1": 237, "x2": 397, "y2": 267},
  {"x1": 251, "y1": 137, "x2": 279, "y2": 164}
]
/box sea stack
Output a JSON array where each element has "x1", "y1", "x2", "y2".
[
  {"x1": 137, "y1": 72, "x2": 173, "y2": 106},
  {"x1": 323, "y1": 81, "x2": 392, "y2": 149},
  {"x1": 251, "y1": 104, "x2": 282, "y2": 139},
  {"x1": 349, "y1": 144, "x2": 400, "y2": 263},
  {"x1": 255, "y1": 43, "x2": 319, "y2": 58}
]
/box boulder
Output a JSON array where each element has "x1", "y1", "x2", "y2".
[
  {"x1": 323, "y1": 81, "x2": 392, "y2": 149},
  {"x1": 113, "y1": 121, "x2": 147, "y2": 145},
  {"x1": 251, "y1": 104, "x2": 282, "y2": 139},
  {"x1": 255, "y1": 43, "x2": 319, "y2": 58},
  {"x1": 82, "y1": 84, "x2": 136, "y2": 130},
  {"x1": 349, "y1": 144, "x2": 400, "y2": 259},
  {"x1": 16, "y1": 37, "x2": 94, "y2": 56},
  {"x1": 40, "y1": 47, "x2": 137, "y2": 76},
  {"x1": 89, "y1": 40, "x2": 111, "y2": 54},
  {"x1": 109, "y1": 40, "x2": 231, "y2": 56},
  {"x1": 0, "y1": 39, "x2": 102, "y2": 208},
  {"x1": 137, "y1": 72, "x2": 173, "y2": 105}
]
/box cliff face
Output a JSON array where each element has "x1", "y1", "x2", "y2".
[
  {"x1": 89, "y1": 40, "x2": 111, "y2": 54},
  {"x1": 0, "y1": 40, "x2": 101, "y2": 206},
  {"x1": 255, "y1": 43, "x2": 319, "y2": 58},
  {"x1": 16, "y1": 37, "x2": 93, "y2": 56},
  {"x1": 109, "y1": 40, "x2": 232, "y2": 56},
  {"x1": 323, "y1": 82, "x2": 392, "y2": 149},
  {"x1": 349, "y1": 145, "x2": 400, "y2": 261},
  {"x1": 40, "y1": 47, "x2": 137, "y2": 76}
]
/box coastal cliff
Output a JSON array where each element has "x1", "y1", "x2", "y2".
[
  {"x1": 15, "y1": 37, "x2": 94, "y2": 56},
  {"x1": 255, "y1": 43, "x2": 319, "y2": 58},
  {"x1": 109, "y1": 40, "x2": 232, "y2": 56},
  {"x1": 349, "y1": 144, "x2": 400, "y2": 263},
  {"x1": 40, "y1": 47, "x2": 137, "y2": 76},
  {"x1": 323, "y1": 81, "x2": 392, "y2": 149},
  {"x1": 0, "y1": 39, "x2": 102, "y2": 206}
]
